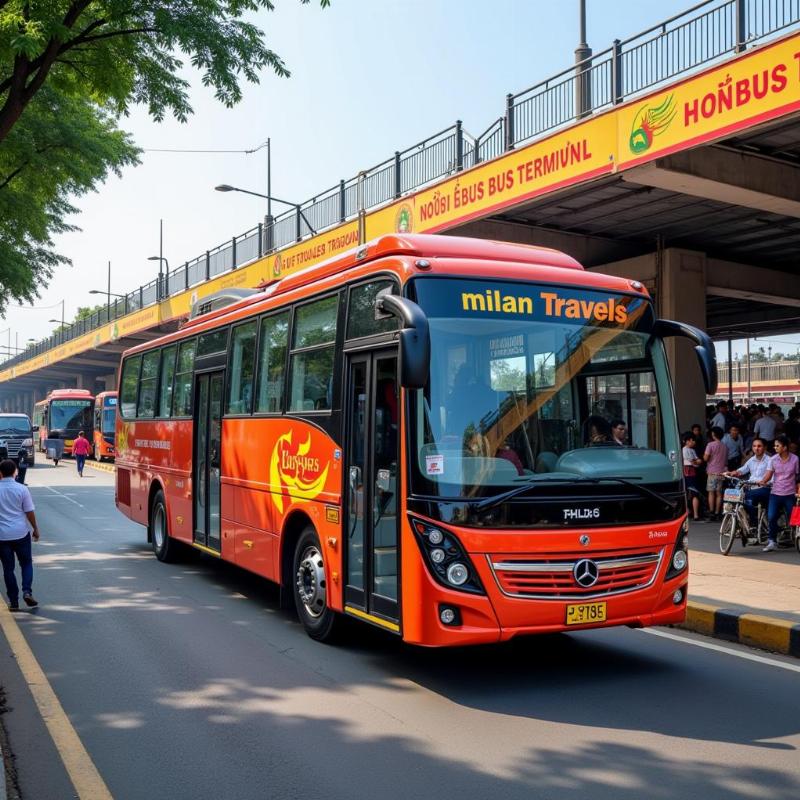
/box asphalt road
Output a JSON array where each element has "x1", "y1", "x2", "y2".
[{"x1": 2, "y1": 461, "x2": 799, "y2": 800}]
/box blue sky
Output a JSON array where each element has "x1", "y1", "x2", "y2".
[{"x1": 8, "y1": 0, "x2": 789, "y2": 355}]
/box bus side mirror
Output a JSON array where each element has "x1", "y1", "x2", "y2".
[
  {"x1": 375, "y1": 292, "x2": 430, "y2": 389},
  {"x1": 652, "y1": 319, "x2": 718, "y2": 395}
]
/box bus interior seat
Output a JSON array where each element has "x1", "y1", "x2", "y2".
[{"x1": 535, "y1": 452, "x2": 558, "y2": 473}]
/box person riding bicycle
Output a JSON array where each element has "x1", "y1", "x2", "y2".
[
  {"x1": 757, "y1": 434, "x2": 800, "y2": 553},
  {"x1": 723, "y1": 437, "x2": 771, "y2": 531}
]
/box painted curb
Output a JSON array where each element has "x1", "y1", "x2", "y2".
[
  {"x1": 85, "y1": 460, "x2": 115, "y2": 474},
  {"x1": 681, "y1": 601, "x2": 800, "y2": 657}
]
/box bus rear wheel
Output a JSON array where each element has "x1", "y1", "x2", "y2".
[
  {"x1": 150, "y1": 489, "x2": 179, "y2": 563},
  {"x1": 293, "y1": 526, "x2": 340, "y2": 642}
]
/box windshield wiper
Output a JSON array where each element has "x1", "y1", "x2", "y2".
[{"x1": 470, "y1": 475, "x2": 678, "y2": 514}]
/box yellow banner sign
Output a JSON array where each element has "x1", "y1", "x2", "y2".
[
  {"x1": 618, "y1": 32, "x2": 800, "y2": 166},
  {"x1": 367, "y1": 114, "x2": 616, "y2": 239}
]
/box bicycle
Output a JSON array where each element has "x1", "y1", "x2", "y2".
[{"x1": 718, "y1": 477, "x2": 768, "y2": 555}]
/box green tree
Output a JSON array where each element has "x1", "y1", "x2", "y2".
[
  {"x1": 0, "y1": 84, "x2": 138, "y2": 311},
  {"x1": 0, "y1": 1, "x2": 329, "y2": 142},
  {"x1": 0, "y1": 0, "x2": 328, "y2": 311}
]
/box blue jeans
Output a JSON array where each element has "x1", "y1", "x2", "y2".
[
  {"x1": 745, "y1": 486, "x2": 771, "y2": 528},
  {"x1": 76, "y1": 454, "x2": 86, "y2": 474},
  {"x1": 767, "y1": 493, "x2": 796, "y2": 543},
  {"x1": 0, "y1": 534, "x2": 33, "y2": 605}
]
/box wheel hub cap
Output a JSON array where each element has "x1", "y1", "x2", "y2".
[{"x1": 296, "y1": 546, "x2": 326, "y2": 618}]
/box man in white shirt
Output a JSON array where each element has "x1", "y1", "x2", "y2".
[
  {"x1": 0, "y1": 459, "x2": 40, "y2": 611},
  {"x1": 724, "y1": 438, "x2": 771, "y2": 529},
  {"x1": 754, "y1": 411, "x2": 779, "y2": 450},
  {"x1": 710, "y1": 402, "x2": 728, "y2": 431}
]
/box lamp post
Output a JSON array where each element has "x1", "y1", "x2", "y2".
[
  {"x1": 215, "y1": 183, "x2": 316, "y2": 245},
  {"x1": 148, "y1": 255, "x2": 170, "y2": 299}
]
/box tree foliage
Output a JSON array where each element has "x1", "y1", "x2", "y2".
[
  {"x1": 0, "y1": 85, "x2": 138, "y2": 311},
  {"x1": 0, "y1": 0, "x2": 329, "y2": 311}
]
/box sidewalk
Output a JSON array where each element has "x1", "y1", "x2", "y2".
[{"x1": 682, "y1": 519, "x2": 800, "y2": 656}]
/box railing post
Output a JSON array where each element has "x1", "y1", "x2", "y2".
[
  {"x1": 295, "y1": 206, "x2": 301, "y2": 242},
  {"x1": 611, "y1": 39, "x2": 622, "y2": 104},
  {"x1": 205, "y1": 251, "x2": 210, "y2": 281},
  {"x1": 475, "y1": 133, "x2": 482, "y2": 166},
  {"x1": 339, "y1": 179, "x2": 346, "y2": 222},
  {"x1": 505, "y1": 93, "x2": 515, "y2": 151},
  {"x1": 231, "y1": 236, "x2": 237, "y2": 269},
  {"x1": 394, "y1": 151, "x2": 401, "y2": 199},
  {"x1": 257, "y1": 222, "x2": 263, "y2": 257},
  {"x1": 735, "y1": 0, "x2": 747, "y2": 52},
  {"x1": 139, "y1": 286, "x2": 143, "y2": 308},
  {"x1": 455, "y1": 120, "x2": 464, "y2": 171}
]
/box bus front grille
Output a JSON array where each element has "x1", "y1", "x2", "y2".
[{"x1": 487, "y1": 547, "x2": 664, "y2": 600}]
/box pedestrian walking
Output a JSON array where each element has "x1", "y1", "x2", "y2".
[
  {"x1": 0, "y1": 459, "x2": 40, "y2": 611},
  {"x1": 73, "y1": 430, "x2": 91, "y2": 477},
  {"x1": 704, "y1": 426, "x2": 728, "y2": 521},
  {"x1": 758, "y1": 434, "x2": 800, "y2": 553}
]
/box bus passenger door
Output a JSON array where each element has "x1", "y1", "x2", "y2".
[
  {"x1": 193, "y1": 370, "x2": 224, "y2": 552},
  {"x1": 344, "y1": 350, "x2": 400, "y2": 628}
]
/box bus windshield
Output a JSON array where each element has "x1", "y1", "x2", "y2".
[
  {"x1": 409, "y1": 278, "x2": 680, "y2": 499},
  {"x1": 50, "y1": 400, "x2": 93, "y2": 432},
  {"x1": 0, "y1": 416, "x2": 31, "y2": 435}
]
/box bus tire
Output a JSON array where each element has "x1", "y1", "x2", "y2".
[
  {"x1": 293, "y1": 525, "x2": 340, "y2": 642},
  {"x1": 150, "y1": 489, "x2": 179, "y2": 563}
]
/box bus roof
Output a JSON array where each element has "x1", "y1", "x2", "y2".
[
  {"x1": 47, "y1": 388, "x2": 93, "y2": 400},
  {"x1": 123, "y1": 234, "x2": 646, "y2": 357}
]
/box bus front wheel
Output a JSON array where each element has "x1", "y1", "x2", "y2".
[
  {"x1": 293, "y1": 526, "x2": 340, "y2": 642},
  {"x1": 150, "y1": 490, "x2": 179, "y2": 563}
]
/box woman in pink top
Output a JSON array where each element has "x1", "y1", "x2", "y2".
[
  {"x1": 72, "y1": 431, "x2": 91, "y2": 478},
  {"x1": 758, "y1": 434, "x2": 800, "y2": 552},
  {"x1": 704, "y1": 426, "x2": 728, "y2": 521}
]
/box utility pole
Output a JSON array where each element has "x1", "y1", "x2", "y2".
[{"x1": 575, "y1": 0, "x2": 592, "y2": 118}]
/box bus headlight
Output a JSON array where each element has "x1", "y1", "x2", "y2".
[
  {"x1": 672, "y1": 550, "x2": 687, "y2": 572},
  {"x1": 666, "y1": 525, "x2": 689, "y2": 580},
  {"x1": 410, "y1": 518, "x2": 485, "y2": 595},
  {"x1": 446, "y1": 563, "x2": 469, "y2": 586}
]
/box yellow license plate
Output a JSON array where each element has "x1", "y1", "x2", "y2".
[{"x1": 566, "y1": 601, "x2": 607, "y2": 626}]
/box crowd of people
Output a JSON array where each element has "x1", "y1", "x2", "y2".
[{"x1": 682, "y1": 400, "x2": 800, "y2": 552}]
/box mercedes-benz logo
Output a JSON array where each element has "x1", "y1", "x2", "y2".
[
  {"x1": 579, "y1": 534, "x2": 590, "y2": 546},
  {"x1": 573, "y1": 558, "x2": 599, "y2": 588}
]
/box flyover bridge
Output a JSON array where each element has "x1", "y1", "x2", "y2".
[{"x1": 3, "y1": 0, "x2": 800, "y2": 429}]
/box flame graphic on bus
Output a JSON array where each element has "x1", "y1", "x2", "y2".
[{"x1": 269, "y1": 430, "x2": 330, "y2": 513}]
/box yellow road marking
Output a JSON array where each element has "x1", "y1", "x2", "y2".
[{"x1": 0, "y1": 606, "x2": 113, "y2": 799}]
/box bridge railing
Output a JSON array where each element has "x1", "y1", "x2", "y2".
[{"x1": 8, "y1": 0, "x2": 800, "y2": 372}]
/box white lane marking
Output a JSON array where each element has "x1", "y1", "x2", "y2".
[
  {"x1": 42, "y1": 485, "x2": 85, "y2": 508},
  {"x1": 641, "y1": 628, "x2": 800, "y2": 673}
]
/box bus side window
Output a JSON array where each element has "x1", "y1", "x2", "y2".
[
  {"x1": 289, "y1": 295, "x2": 338, "y2": 413},
  {"x1": 159, "y1": 345, "x2": 178, "y2": 418},
  {"x1": 226, "y1": 321, "x2": 257, "y2": 415},
  {"x1": 120, "y1": 356, "x2": 142, "y2": 418},
  {"x1": 137, "y1": 351, "x2": 161, "y2": 419},
  {"x1": 255, "y1": 312, "x2": 289, "y2": 414},
  {"x1": 172, "y1": 340, "x2": 196, "y2": 417}
]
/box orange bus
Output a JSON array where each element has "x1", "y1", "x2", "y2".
[
  {"x1": 114, "y1": 234, "x2": 716, "y2": 646},
  {"x1": 33, "y1": 388, "x2": 94, "y2": 458},
  {"x1": 93, "y1": 391, "x2": 118, "y2": 461}
]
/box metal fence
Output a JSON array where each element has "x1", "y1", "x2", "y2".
[{"x1": 9, "y1": 0, "x2": 800, "y2": 371}]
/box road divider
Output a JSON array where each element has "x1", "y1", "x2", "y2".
[
  {"x1": 680, "y1": 600, "x2": 800, "y2": 657},
  {"x1": 86, "y1": 460, "x2": 115, "y2": 474}
]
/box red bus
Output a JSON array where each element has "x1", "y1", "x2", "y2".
[
  {"x1": 33, "y1": 388, "x2": 94, "y2": 458},
  {"x1": 114, "y1": 234, "x2": 716, "y2": 646},
  {"x1": 93, "y1": 391, "x2": 118, "y2": 461}
]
